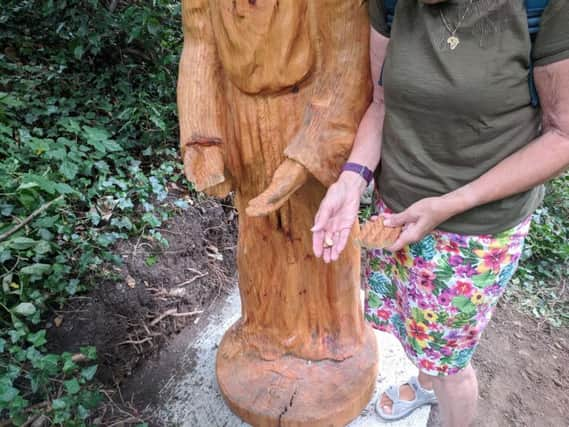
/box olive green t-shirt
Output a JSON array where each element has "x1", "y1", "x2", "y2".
[{"x1": 368, "y1": 0, "x2": 569, "y2": 234}]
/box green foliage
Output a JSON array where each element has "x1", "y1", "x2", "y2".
[
  {"x1": 507, "y1": 174, "x2": 569, "y2": 327},
  {"x1": 0, "y1": 0, "x2": 189, "y2": 424}
]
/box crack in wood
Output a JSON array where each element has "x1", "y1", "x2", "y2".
[{"x1": 277, "y1": 387, "x2": 298, "y2": 426}]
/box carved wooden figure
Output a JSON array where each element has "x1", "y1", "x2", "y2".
[{"x1": 178, "y1": 1, "x2": 378, "y2": 425}]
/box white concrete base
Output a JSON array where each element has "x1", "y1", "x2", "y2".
[{"x1": 156, "y1": 289, "x2": 430, "y2": 427}]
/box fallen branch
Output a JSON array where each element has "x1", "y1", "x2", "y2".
[
  {"x1": 142, "y1": 322, "x2": 163, "y2": 337},
  {"x1": 149, "y1": 308, "x2": 177, "y2": 326},
  {"x1": 149, "y1": 308, "x2": 203, "y2": 326},
  {"x1": 117, "y1": 337, "x2": 152, "y2": 346},
  {"x1": 176, "y1": 272, "x2": 208, "y2": 287},
  {"x1": 170, "y1": 310, "x2": 203, "y2": 318},
  {"x1": 108, "y1": 417, "x2": 144, "y2": 427},
  {"x1": 0, "y1": 195, "x2": 64, "y2": 242},
  {"x1": 22, "y1": 414, "x2": 48, "y2": 427}
]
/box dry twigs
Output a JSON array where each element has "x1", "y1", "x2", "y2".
[
  {"x1": 117, "y1": 337, "x2": 152, "y2": 346},
  {"x1": 149, "y1": 308, "x2": 203, "y2": 326},
  {"x1": 176, "y1": 272, "x2": 208, "y2": 287},
  {"x1": 0, "y1": 195, "x2": 64, "y2": 242},
  {"x1": 97, "y1": 389, "x2": 146, "y2": 426}
]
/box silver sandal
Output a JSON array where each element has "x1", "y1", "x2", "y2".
[{"x1": 375, "y1": 376, "x2": 438, "y2": 421}]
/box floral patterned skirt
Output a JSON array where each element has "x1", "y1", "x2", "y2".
[{"x1": 364, "y1": 199, "x2": 531, "y2": 376}]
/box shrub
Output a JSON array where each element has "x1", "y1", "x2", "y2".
[
  {"x1": 508, "y1": 173, "x2": 569, "y2": 327},
  {"x1": 0, "y1": 1, "x2": 187, "y2": 424}
]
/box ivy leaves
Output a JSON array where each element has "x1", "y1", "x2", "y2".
[{"x1": 0, "y1": 0, "x2": 185, "y2": 424}]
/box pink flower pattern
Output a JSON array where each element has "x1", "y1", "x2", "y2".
[{"x1": 364, "y1": 199, "x2": 531, "y2": 376}]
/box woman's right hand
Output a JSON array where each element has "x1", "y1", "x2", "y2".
[{"x1": 312, "y1": 173, "x2": 367, "y2": 263}]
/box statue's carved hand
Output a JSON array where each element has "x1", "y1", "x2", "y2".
[
  {"x1": 246, "y1": 159, "x2": 309, "y2": 216},
  {"x1": 202, "y1": 177, "x2": 232, "y2": 198},
  {"x1": 182, "y1": 138, "x2": 231, "y2": 198}
]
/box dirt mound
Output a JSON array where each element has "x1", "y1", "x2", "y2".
[{"x1": 47, "y1": 199, "x2": 237, "y2": 385}]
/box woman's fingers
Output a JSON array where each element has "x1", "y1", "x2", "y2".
[
  {"x1": 313, "y1": 227, "x2": 336, "y2": 257},
  {"x1": 312, "y1": 199, "x2": 333, "y2": 232},
  {"x1": 386, "y1": 236, "x2": 407, "y2": 253},
  {"x1": 323, "y1": 246, "x2": 332, "y2": 263},
  {"x1": 311, "y1": 184, "x2": 358, "y2": 261},
  {"x1": 386, "y1": 222, "x2": 424, "y2": 252},
  {"x1": 328, "y1": 215, "x2": 352, "y2": 261},
  {"x1": 313, "y1": 229, "x2": 326, "y2": 257},
  {"x1": 316, "y1": 225, "x2": 351, "y2": 261},
  {"x1": 321, "y1": 230, "x2": 337, "y2": 263},
  {"x1": 316, "y1": 225, "x2": 354, "y2": 262},
  {"x1": 312, "y1": 196, "x2": 336, "y2": 256},
  {"x1": 330, "y1": 228, "x2": 351, "y2": 261},
  {"x1": 383, "y1": 210, "x2": 413, "y2": 227}
]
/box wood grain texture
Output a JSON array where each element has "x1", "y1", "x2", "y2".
[
  {"x1": 178, "y1": 1, "x2": 376, "y2": 425},
  {"x1": 178, "y1": 0, "x2": 230, "y2": 195},
  {"x1": 217, "y1": 322, "x2": 379, "y2": 427},
  {"x1": 358, "y1": 218, "x2": 402, "y2": 249}
]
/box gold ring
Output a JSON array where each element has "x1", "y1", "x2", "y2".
[{"x1": 324, "y1": 236, "x2": 334, "y2": 248}]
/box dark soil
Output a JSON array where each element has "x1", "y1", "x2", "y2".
[
  {"x1": 47, "y1": 198, "x2": 237, "y2": 387},
  {"x1": 428, "y1": 303, "x2": 569, "y2": 426}
]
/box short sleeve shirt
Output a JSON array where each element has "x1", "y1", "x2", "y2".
[{"x1": 368, "y1": 0, "x2": 569, "y2": 234}]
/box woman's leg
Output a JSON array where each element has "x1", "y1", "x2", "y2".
[
  {"x1": 431, "y1": 364, "x2": 478, "y2": 427},
  {"x1": 367, "y1": 204, "x2": 531, "y2": 424}
]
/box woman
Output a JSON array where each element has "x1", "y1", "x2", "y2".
[{"x1": 312, "y1": 0, "x2": 569, "y2": 425}]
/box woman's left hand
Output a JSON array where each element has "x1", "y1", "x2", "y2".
[{"x1": 383, "y1": 196, "x2": 457, "y2": 252}]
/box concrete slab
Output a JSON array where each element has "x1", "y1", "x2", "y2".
[{"x1": 156, "y1": 289, "x2": 430, "y2": 427}]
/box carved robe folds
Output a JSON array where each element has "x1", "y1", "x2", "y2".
[{"x1": 178, "y1": 1, "x2": 378, "y2": 425}]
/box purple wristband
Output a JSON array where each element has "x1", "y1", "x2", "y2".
[{"x1": 341, "y1": 162, "x2": 373, "y2": 185}]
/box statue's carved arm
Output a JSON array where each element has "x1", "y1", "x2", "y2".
[
  {"x1": 247, "y1": 0, "x2": 371, "y2": 216},
  {"x1": 285, "y1": 0, "x2": 372, "y2": 187},
  {"x1": 178, "y1": 0, "x2": 231, "y2": 197}
]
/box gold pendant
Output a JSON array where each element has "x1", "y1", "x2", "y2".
[{"x1": 447, "y1": 36, "x2": 460, "y2": 50}]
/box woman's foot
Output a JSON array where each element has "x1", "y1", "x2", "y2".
[{"x1": 378, "y1": 372, "x2": 435, "y2": 417}]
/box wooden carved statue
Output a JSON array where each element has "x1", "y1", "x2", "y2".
[{"x1": 178, "y1": 1, "x2": 378, "y2": 425}]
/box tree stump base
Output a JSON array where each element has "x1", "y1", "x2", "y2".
[{"x1": 216, "y1": 323, "x2": 379, "y2": 427}]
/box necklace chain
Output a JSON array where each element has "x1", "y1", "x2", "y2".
[{"x1": 439, "y1": 0, "x2": 474, "y2": 50}]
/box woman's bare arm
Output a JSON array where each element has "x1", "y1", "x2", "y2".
[
  {"x1": 312, "y1": 27, "x2": 390, "y2": 261},
  {"x1": 384, "y1": 58, "x2": 569, "y2": 251},
  {"x1": 338, "y1": 27, "x2": 390, "y2": 195}
]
